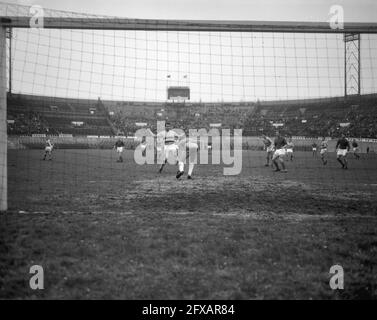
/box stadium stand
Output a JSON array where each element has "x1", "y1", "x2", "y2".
[
  {"x1": 6, "y1": 93, "x2": 377, "y2": 139},
  {"x1": 242, "y1": 94, "x2": 377, "y2": 138},
  {"x1": 7, "y1": 93, "x2": 114, "y2": 136}
]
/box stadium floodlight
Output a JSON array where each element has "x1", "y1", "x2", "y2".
[{"x1": 1, "y1": 2, "x2": 377, "y2": 210}]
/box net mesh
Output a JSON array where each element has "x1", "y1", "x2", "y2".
[{"x1": 2, "y1": 2, "x2": 377, "y2": 213}]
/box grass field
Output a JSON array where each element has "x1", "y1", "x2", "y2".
[{"x1": 1, "y1": 149, "x2": 377, "y2": 299}]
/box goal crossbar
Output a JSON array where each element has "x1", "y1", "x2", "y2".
[{"x1": 1, "y1": 17, "x2": 377, "y2": 33}]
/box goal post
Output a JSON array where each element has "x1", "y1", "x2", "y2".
[{"x1": 0, "y1": 26, "x2": 6, "y2": 211}]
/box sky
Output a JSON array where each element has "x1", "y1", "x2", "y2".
[
  {"x1": 5, "y1": 0, "x2": 377, "y2": 102},
  {"x1": 12, "y1": 0, "x2": 377, "y2": 22}
]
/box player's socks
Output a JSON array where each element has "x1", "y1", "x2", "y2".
[
  {"x1": 176, "y1": 171, "x2": 184, "y2": 179},
  {"x1": 272, "y1": 160, "x2": 279, "y2": 171},
  {"x1": 187, "y1": 175, "x2": 192, "y2": 179},
  {"x1": 178, "y1": 161, "x2": 184, "y2": 172},
  {"x1": 188, "y1": 163, "x2": 194, "y2": 176},
  {"x1": 158, "y1": 160, "x2": 167, "y2": 173}
]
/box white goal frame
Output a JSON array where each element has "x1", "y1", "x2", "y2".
[{"x1": 1, "y1": 16, "x2": 377, "y2": 211}]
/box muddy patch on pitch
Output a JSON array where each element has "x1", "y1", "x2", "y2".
[{"x1": 133, "y1": 175, "x2": 291, "y2": 194}]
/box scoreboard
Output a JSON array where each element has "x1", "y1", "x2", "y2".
[{"x1": 167, "y1": 86, "x2": 190, "y2": 101}]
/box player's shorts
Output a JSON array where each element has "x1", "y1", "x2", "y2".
[
  {"x1": 312, "y1": 148, "x2": 317, "y2": 152},
  {"x1": 266, "y1": 145, "x2": 274, "y2": 153},
  {"x1": 164, "y1": 143, "x2": 179, "y2": 163},
  {"x1": 272, "y1": 148, "x2": 286, "y2": 159},
  {"x1": 286, "y1": 148, "x2": 293, "y2": 154},
  {"x1": 353, "y1": 147, "x2": 359, "y2": 152},
  {"x1": 337, "y1": 149, "x2": 348, "y2": 157},
  {"x1": 116, "y1": 146, "x2": 124, "y2": 153},
  {"x1": 45, "y1": 146, "x2": 53, "y2": 152},
  {"x1": 320, "y1": 148, "x2": 327, "y2": 155}
]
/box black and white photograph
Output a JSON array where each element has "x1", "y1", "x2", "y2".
[{"x1": 0, "y1": 0, "x2": 377, "y2": 303}]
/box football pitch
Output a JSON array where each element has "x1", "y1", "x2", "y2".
[{"x1": 1, "y1": 149, "x2": 377, "y2": 299}]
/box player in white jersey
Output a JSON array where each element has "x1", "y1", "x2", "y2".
[
  {"x1": 286, "y1": 138, "x2": 294, "y2": 161},
  {"x1": 138, "y1": 136, "x2": 148, "y2": 156},
  {"x1": 261, "y1": 135, "x2": 274, "y2": 167},
  {"x1": 43, "y1": 139, "x2": 54, "y2": 160},
  {"x1": 176, "y1": 137, "x2": 199, "y2": 179},
  {"x1": 319, "y1": 137, "x2": 328, "y2": 165},
  {"x1": 157, "y1": 124, "x2": 181, "y2": 174}
]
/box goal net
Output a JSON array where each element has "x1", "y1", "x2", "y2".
[{"x1": 1, "y1": 2, "x2": 377, "y2": 212}]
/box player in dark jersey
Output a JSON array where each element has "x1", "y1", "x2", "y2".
[
  {"x1": 114, "y1": 139, "x2": 125, "y2": 162},
  {"x1": 272, "y1": 132, "x2": 288, "y2": 172},
  {"x1": 351, "y1": 139, "x2": 360, "y2": 160},
  {"x1": 335, "y1": 134, "x2": 350, "y2": 169},
  {"x1": 312, "y1": 142, "x2": 318, "y2": 157}
]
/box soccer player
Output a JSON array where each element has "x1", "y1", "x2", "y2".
[
  {"x1": 272, "y1": 132, "x2": 288, "y2": 172},
  {"x1": 42, "y1": 139, "x2": 54, "y2": 160},
  {"x1": 319, "y1": 137, "x2": 328, "y2": 165},
  {"x1": 139, "y1": 136, "x2": 148, "y2": 157},
  {"x1": 286, "y1": 138, "x2": 294, "y2": 161},
  {"x1": 157, "y1": 123, "x2": 180, "y2": 174},
  {"x1": 352, "y1": 139, "x2": 360, "y2": 160},
  {"x1": 312, "y1": 142, "x2": 318, "y2": 157},
  {"x1": 176, "y1": 137, "x2": 199, "y2": 180},
  {"x1": 335, "y1": 134, "x2": 350, "y2": 169},
  {"x1": 114, "y1": 138, "x2": 125, "y2": 162},
  {"x1": 261, "y1": 134, "x2": 274, "y2": 166}
]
